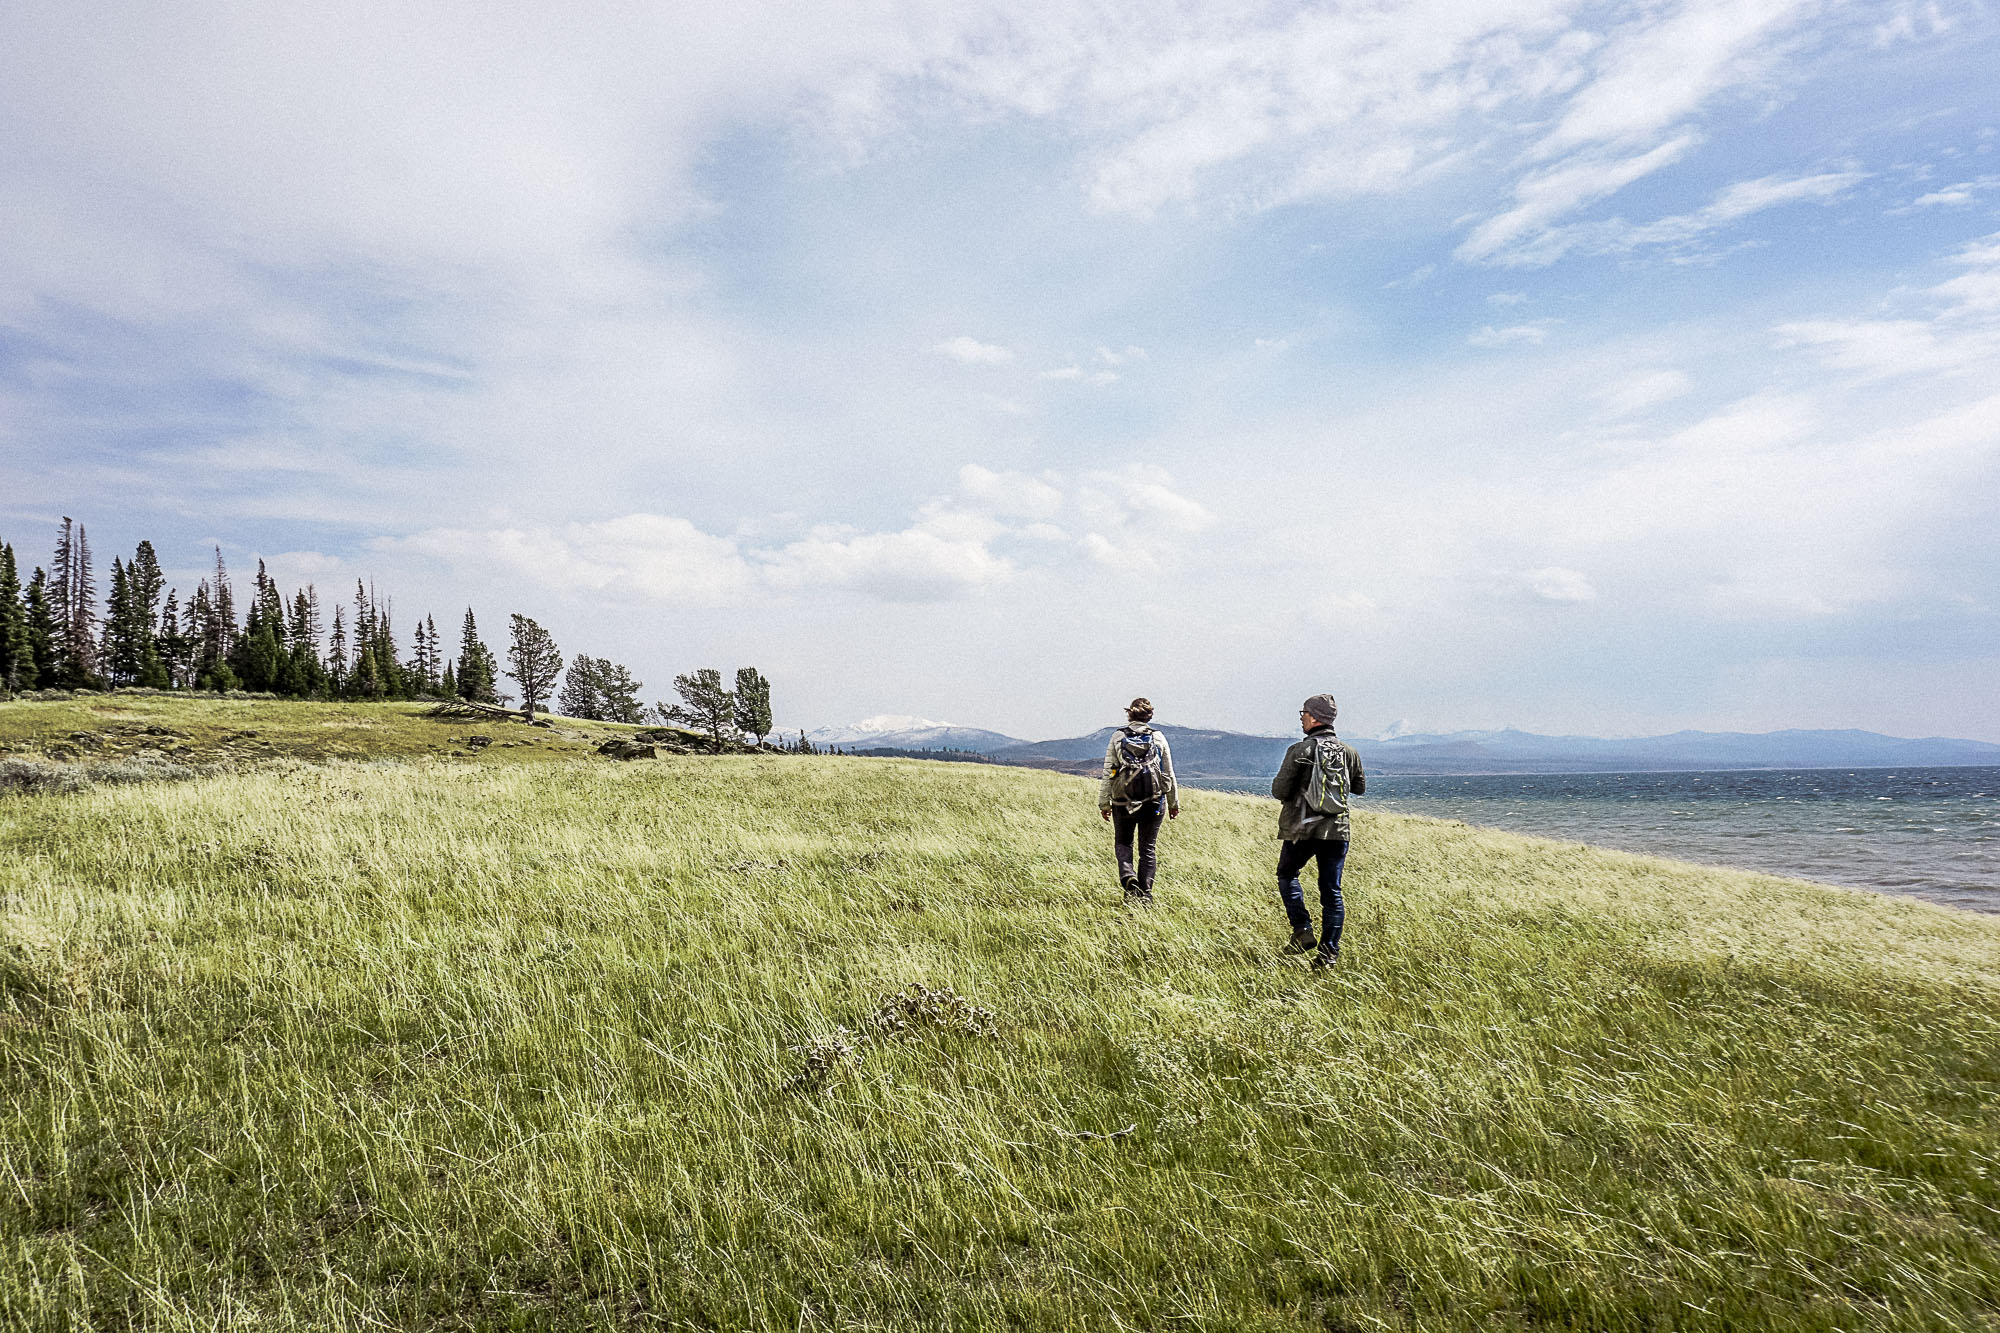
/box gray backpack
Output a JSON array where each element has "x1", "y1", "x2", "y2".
[
  {"x1": 1303, "y1": 735, "x2": 1351, "y2": 816},
  {"x1": 1110, "y1": 727, "x2": 1165, "y2": 803}
]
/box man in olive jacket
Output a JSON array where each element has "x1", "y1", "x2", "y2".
[{"x1": 1269, "y1": 693, "x2": 1365, "y2": 968}]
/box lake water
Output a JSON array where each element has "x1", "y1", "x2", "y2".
[{"x1": 1189, "y1": 766, "x2": 2000, "y2": 914}]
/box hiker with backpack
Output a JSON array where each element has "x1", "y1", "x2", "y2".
[
  {"x1": 1269, "y1": 693, "x2": 1365, "y2": 968},
  {"x1": 1099, "y1": 698, "x2": 1180, "y2": 905}
]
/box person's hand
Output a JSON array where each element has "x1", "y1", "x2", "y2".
[
  {"x1": 1100, "y1": 808, "x2": 1112, "y2": 821},
  {"x1": 1169, "y1": 809, "x2": 1179, "y2": 820}
]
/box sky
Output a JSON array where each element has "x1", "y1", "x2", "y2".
[{"x1": 3, "y1": 0, "x2": 1998, "y2": 742}]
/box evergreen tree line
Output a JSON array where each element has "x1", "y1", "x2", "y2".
[
  {"x1": 0, "y1": 520, "x2": 778, "y2": 741},
  {"x1": 2, "y1": 519, "x2": 504, "y2": 707}
]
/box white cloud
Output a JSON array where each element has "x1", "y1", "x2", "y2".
[
  {"x1": 1523, "y1": 567, "x2": 1596, "y2": 602},
  {"x1": 387, "y1": 515, "x2": 755, "y2": 606},
  {"x1": 1457, "y1": 135, "x2": 1702, "y2": 263},
  {"x1": 1074, "y1": 466, "x2": 1217, "y2": 534},
  {"x1": 1038, "y1": 365, "x2": 1119, "y2": 384},
  {"x1": 763, "y1": 527, "x2": 1010, "y2": 602},
  {"x1": 1537, "y1": 0, "x2": 1812, "y2": 155},
  {"x1": 953, "y1": 463, "x2": 1062, "y2": 519},
  {"x1": 1469, "y1": 321, "x2": 1557, "y2": 347},
  {"x1": 1508, "y1": 171, "x2": 1865, "y2": 265},
  {"x1": 934, "y1": 335, "x2": 1014, "y2": 365},
  {"x1": 384, "y1": 460, "x2": 1217, "y2": 607},
  {"x1": 880, "y1": 0, "x2": 1824, "y2": 243},
  {"x1": 1776, "y1": 231, "x2": 2000, "y2": 379},
  {"x1": 1079, "y1": 531, "x2": 1157, "y2": 572},
  {"x1": 1905, "y1": 186, "x2": 1974, "y2": 209},
  {"x1": 1873, "y1": 1, "x2": 1957, "y2": 46},
  {"x1": 1600, "y1": 369, "x2": 1692, "y2": 415}
]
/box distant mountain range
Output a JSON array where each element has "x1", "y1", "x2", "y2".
[
  {"x1": 816, "y1": 716, "x2": 2000, "y2": 776},
  {"x1": 804, "y1": 715, "x2": 1026, "y2": 754}
]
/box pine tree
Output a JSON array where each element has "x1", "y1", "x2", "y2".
[
  {"x1": 438, "y1": 661, "x2": 457, "y2": 699},
  {"x1": 189, "y1": 580, "x2": 237, "y2": 690},
  {"x1": 405, "y1": 614, "x2": 442, "y2": 696},
  {"x1": 130, "y1": 542, "x2": 165, "y2": 633},
  {"x1": 505, "y1": 614, "x2": 563, "y2": 719},
  {"x1": 349, "y1": 583, "x2": 382, "y2": 698},
  {"x1": 406, "y1": 617, "x2": 429, "y2": 695},
  {"x1": 103, "y1": 554, "x2": 162, "y2": 687},
  {"x1": 186, "y1": 582, "x2": 211, "y2": 679},
  {"x1": 557, "y1": 655, "x2": 603, "y2": 719},
  {"x1": 456, "y1": 609, "x2": 498, "y2": 704},
  {"x1": 229, "y1": 560, "x2": 286, "y2": 691},
  {"x1": 48, "y1": 528, "x2": 69, "y2": 650},
  {"x1": 327, "y1": 606, "x2": 349, "y2": 694},
  {"x1": 210, "y1": 549, "x2": 236, "y2": 660},
  {"x1": 49, "y1": 518, "x2": 102, "y2": 687},
  {"x1": 734, "y1": 667, "x2": 773, "y2": 744},
  {"x1": 123, "y1": 540, "x2": 166, "y2": 687},
  {"x1": 286, "y1": 587, "x2": 320, "y2": 649},
  {"x1": 598, "y1": 660, "x2": 646, "y2": 725},
  {"x1": 156, "y1": 589, "x2": 188, "y2": 688},
  {"x1": 662, "y1": 668, "x2": 735, "y2": 752},
  {"x1": 280, "y1": 586, "x2": 325, "y2": 698},
  {"x1": 0, "y1": 544, "x2": 31, "y2": 693},
  {"x1": 233, "y1": 614, "x2": 282, "y2": 692},
  {"x1": 102, "y1": 557, "x2": 136, "y2": 685},
  {"x1": 351, "y1": 641, "x2": 382, "y2": 699},
  {"x1": 190, "y1": 551, "x2": 238, "y2": 689},
  {"x1": 556, "y1": 654, "x2": 641, "y2": 723},
  {"x1": 24, "y1": 569, "x2": 57, "y2": 688},
  {"x1": 373, "y1": 595, "x2": 404, "y2": 699}
]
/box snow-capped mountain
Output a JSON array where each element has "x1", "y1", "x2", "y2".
[{"x1": 804, "y1": 716, "x2": 1026, "y2": 753}]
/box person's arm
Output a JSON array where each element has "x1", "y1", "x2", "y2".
[
  {"x1": 1270, "y1": 740, "x2": 1306, "y2": 802},
  {"x1": 1160, "y1": 734, "x2": 1179, "y2": 817},
  {"x1": 1099, "y1": 734, "x2": 1119, "y2": 816},
  {"x1": 1346, "y1": 742, "x2": 1365, "y2": 796}
]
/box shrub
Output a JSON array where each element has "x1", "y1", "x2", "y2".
[
  {"x1": 0, "y1": 758, "x2": 90, "y2": 795},
  {"x1": 0, "y1": 755, "x2": 205, "y2": 796},
  {"x1": 90, "y1": 756, "x2": 200, "y2": 786}
]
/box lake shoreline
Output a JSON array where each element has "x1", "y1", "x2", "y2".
[{"x1": 1186, "y1": 765, "x2": 2000, "y2": 915}]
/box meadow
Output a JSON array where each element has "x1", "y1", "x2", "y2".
[{"x1": 1, "y1": 697, "x2": 1996, "y2": 1330}]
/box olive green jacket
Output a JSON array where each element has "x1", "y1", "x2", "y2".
[{"x1": 1270, "y1": 726, "x2": 1365, "y2": 842}]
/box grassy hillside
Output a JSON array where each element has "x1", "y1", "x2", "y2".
[
  {"x1": 1, "y1": 698, "x2": 1997, "y2": 1330},
  {"x1": 0, "y1": 693, "x2": 647, "y2": 772}
]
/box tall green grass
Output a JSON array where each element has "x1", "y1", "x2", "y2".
[{"x1": 2, "y1": 748, "x2": 1996, "y2": 1330}]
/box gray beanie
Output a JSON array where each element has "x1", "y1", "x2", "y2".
[{"x1": 1302, "y1": 694, "x2": 1338, "y2": 725}]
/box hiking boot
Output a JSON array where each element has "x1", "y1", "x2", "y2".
[
  {"x1": 1133, "y1": 889, "x2": 1155, "y2": 907},
  {"x1": 1282, "y1": 927, "x2": 1317, "y2": 955},
  {"x1": 1311, "y1": 944, "x2": 1340, "y2": 971}
]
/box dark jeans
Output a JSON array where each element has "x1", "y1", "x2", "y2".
[
  {"x1": 1277, "y1": 837, "x2": 1347, "y2": 948},
  {"x1": 1112, "y1": 801, "x2": 1165, "y2": 895}
]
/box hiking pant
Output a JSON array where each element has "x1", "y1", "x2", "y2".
[
  {"x1": 1277, "y1": 837, "x2": 1347, "y2": 948},
  {"x1": 1113, "y1": 803, "x2": 1165, "y2": 895}
]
